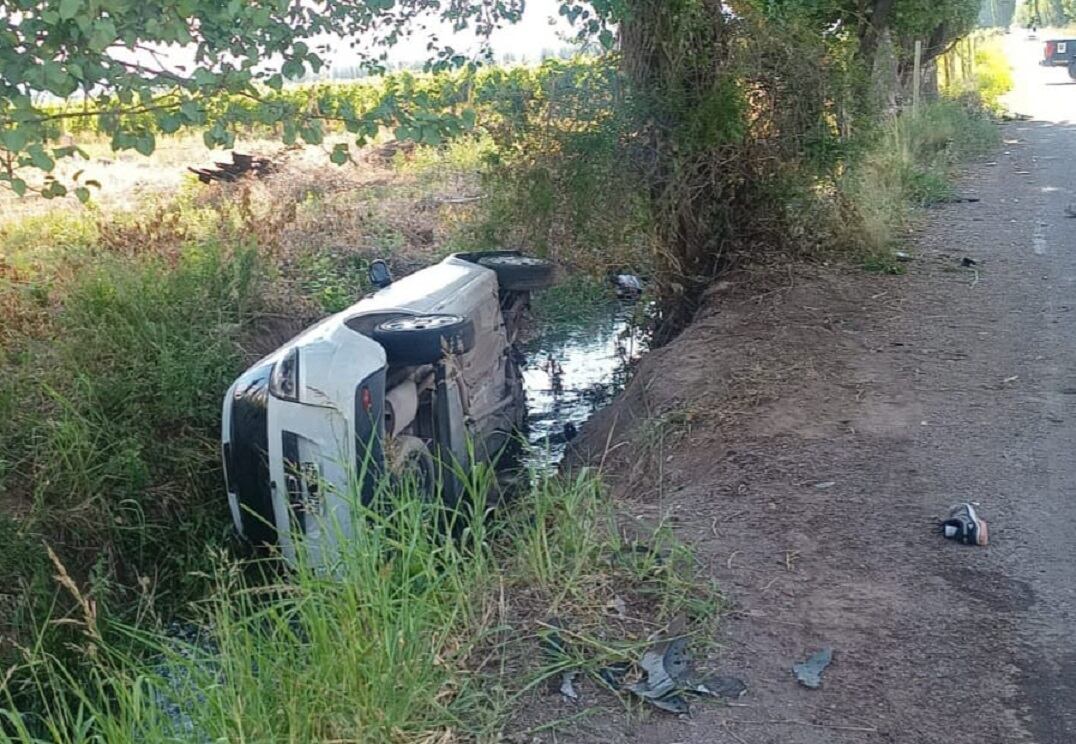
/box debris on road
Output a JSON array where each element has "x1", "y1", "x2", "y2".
[
  {"x1": 939, "y1": 502, "x2": 990, "y2": 546},
  {"x1": 559, "y1": 670, "x2": 580, "y2": 701},
  {"x1": 814, "y1": 481, "x2": 837, "y2": 490},
  {"x1": 895, "y1": 251, "x2": 912, "y2": 262},
  {"x1": 692, "y1": 675, "x2": 748, "y2": 699},
  {"x1": 793, "y1": 647, "x2": 834, "y2": 689},
  {"x1": 1065, "y1": 204, "x2": 1076, "y2": 219},
  {"x1": 606, "y1": 596, "x2": 627, "y2": 619},
  {"x1": 961, "y1": 257, "x2": 979, "y2": 268}
]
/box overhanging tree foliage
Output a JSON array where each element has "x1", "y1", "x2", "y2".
[
  {"x1": 2, "y1": 0, "x2": 987, "y2": 334},
  {"x1": 0, "y1": 0, "x2": 525, "y2": 196}
]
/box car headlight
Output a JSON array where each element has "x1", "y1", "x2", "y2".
[{"x1": 269, "y1": 347, "x2": 300, "y2": 402}]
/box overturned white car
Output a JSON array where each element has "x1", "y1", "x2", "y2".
[{"x1": 221, "y1": 251, "x2": 553, "y2": 565}]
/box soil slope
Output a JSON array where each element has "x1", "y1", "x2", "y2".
[{"x1": 562, "y1": 99, "x2": 1076, "y2": 744}]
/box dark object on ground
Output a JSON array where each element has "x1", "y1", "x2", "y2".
[
  {"x1": 895, "y1": 252, "x2": 912, "y2": 263},
  {"x1": 692, "y1": 674, "x2": 748, "y2": 699},
  {"x1": 559, "y1": 670, "x2": 580, "y2": 701},
  {"x1": 611, "y1": 273, "x2": 645, "y2": 299},
  {"x1": 1064, "y1": 204, "x2": 1076, "y2": 219},
  {"x1": 793, "y1": 647, "x2": 834, "y2": 689},
  {"x1": 939, "y1": 502, "x2": 990, "y2": 546},
  {"x1": 189, "y1": 152, "x2": 275, "y2": 183},
  {"x1": 597, "y1": 661, "x2": 632, "y2": 690},
  {"x1": 936, "y1": 196, "x2": 982, "y2": 204},
  {"x1": 961, "y1": 257, "x2": 979, "y2": 268}
]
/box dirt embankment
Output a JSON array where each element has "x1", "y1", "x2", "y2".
[{"x1": 563, "y1": 118, "x2": 1075, "y2": 743}]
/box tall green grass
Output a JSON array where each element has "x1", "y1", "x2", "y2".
[
  {"x1": 844, "y1": 99, "x2": 1000, "y2": 260},
  {"x1": 0, "y1": 242, "x2": 262, "y2": 640},
  {"x1": 1, "y1": 467, "x2": 716, "y2": 742}
]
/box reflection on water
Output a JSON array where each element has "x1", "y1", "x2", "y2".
[{"x1": 522, "y1": 300, "x2": 648, "y2": 469}]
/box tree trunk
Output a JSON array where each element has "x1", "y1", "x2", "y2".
[{"x1": 620, "y1": 0, "x2": 733, "y2": 340}]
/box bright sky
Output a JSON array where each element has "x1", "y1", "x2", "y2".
[{"x1": 332, "y1": 0, "x2": 576, "y2": 69}]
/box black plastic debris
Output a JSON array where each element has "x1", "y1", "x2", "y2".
[
  {"x1": 1065, "y1": 203, "x2": 1076, "y2": 219},
  {"x1": 938, "y1": 502, "x2": 989, "y2": 546},
  {"x1": 793, "y1": 647, "x2": 833, "y2": 689},
  {"x1": 597, "y1": 661, "x2": 632, "y2": 690},
  {"x1": 693, "y1": 675, "x2": 748, "y2": 699},
  {"x1": 937, "y1": 196, "x2": 982, "y2": 204},
  {"x1": 619, "y1": 617, "x2": 748, "y2": 715},
  {"x1": 960, "y1": 257, "x2": 979, "y2": 268}
]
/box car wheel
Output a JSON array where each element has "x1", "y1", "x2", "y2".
[
  {"x1": 371, "y1": 314, "x2": 476, "y2": 366},
  {"x1": 1069, "y1": 60, "x2": 1076, "y2": 80},
  {"x1": 477, "y1": 254, "x2": 554, "y2": 291},
  {"x1": 388, "y1": 435, "x2": 437, "y2": 501}
]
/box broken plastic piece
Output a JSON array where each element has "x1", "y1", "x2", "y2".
[
  {"x1": 939, "y1": 502, "x2": 989, "y2": 546},
  {"x1": 961, "y1": 257, "x2": 979, "y2": 267},
  {"x1": 793, "y1": 647, "x2": 833, "y2": 689},
  {"x1": 559, "y1": 670, "x2": 580, "y2": 701},
  {"x1": 692, "y1": 675, "x2": 748, "y2": 699}
]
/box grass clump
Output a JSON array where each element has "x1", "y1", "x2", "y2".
[
  {"x1": 0, "y1": 243, "x2": 262, "y2": 628},
  {"x1": 843, "y1": 99, "x2": 1000, "y2": 258},
  {"x1": 1, "y1": 468, "x2": 718, "y2": 742}
]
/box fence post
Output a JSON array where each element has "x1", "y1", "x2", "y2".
[{"x1": 913, "y1": 40, "x2": 922, "y2": 116}]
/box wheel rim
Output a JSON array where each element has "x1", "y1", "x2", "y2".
[{"x1": 381, "y1": 315, "x2": 461, "y2": 332}]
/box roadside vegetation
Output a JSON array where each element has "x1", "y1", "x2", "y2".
[
  {"x1": 0, "y1": 0, "x2": 1014, "y2": 739},
  {"x1": 4, "y1": 469, "x2": 717, "y2": 742}
]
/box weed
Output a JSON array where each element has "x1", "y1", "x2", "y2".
[
  {"x1": 1, "y1": 466, "x2": 718, "y2": 742},
  {"x1": 842, "y1": 99, "x2": 1000, "y2": 254},
  {"x1": 0, "y1": 244, "x2": 262, "y2": 623},
  {"x1": 862, "y1": 251, "x2": 907, "y2": 275}
]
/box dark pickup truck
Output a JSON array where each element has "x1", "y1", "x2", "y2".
[{"x1": 1042, "y1": 39, "x2": 1076, "y2": 70}]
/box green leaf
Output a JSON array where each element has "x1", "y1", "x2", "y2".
[
  {"x1": 58, "y1": 0, "x2": 80, "y2": 21},
  {"x1": 74, "y1": 187, "x2": 91, "y2": 203},
  {"x1": 0, "y1": 127, "x2": 28, "y2": 152},
  {"x1": 460, "y1": 108, "x2": 477, "y2": 130},
  {"x1": 266, "y1": 73, "x2": 284, "y2": 91},
  {"x1": 27, "y1": 145, "x2": 55, "y2": 172},
  {"x1": 10, "y1": 179, "x2": 27, "y2": 196},
  {"x1": 599, "y1": 29, "x2": 615, "y2": 49},
  {"x1": 299, "y1": 122, "x2": 323, "y2": 145},
  {"x1": 420, "y1": 125, "x2": 442, "y2": 146},
  {"x1": 133, "y1": 133, "x2": 156, "y2": 156},
  {"x1": 180, "y1": 101, "x2": 203, "y2": 122},
  {"x1": 330, "y1": 143, "x2": 349, "y2": 165}
]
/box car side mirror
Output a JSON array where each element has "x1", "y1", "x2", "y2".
[{"x1": 368, "y1": 259, "x2": 393, "y2": 289}]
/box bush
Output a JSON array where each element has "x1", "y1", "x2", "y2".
[
  {"x1": 841, "y1": 99, "x2": 999, "y2": 254},
  {"x1": 1, "y1": 470, "x2": 717, "y2": 742},
  {"x1": 0, "y1": 244, "x2": 261, "y2": 610}
]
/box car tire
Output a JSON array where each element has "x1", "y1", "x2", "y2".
[
  {"x1": 477, "y1": 254, "x2": 554, "y2": 291},
  {"x1": 371, "y1": 314, "x2": 475, "y2": 365},
  {"x1": 1069, "y1": 59, "x2": 1076, "y2": 80}
]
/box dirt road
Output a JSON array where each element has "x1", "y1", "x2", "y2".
[{"x1": 567, "y1": 36, "x2": 1076, "y2": 744}]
